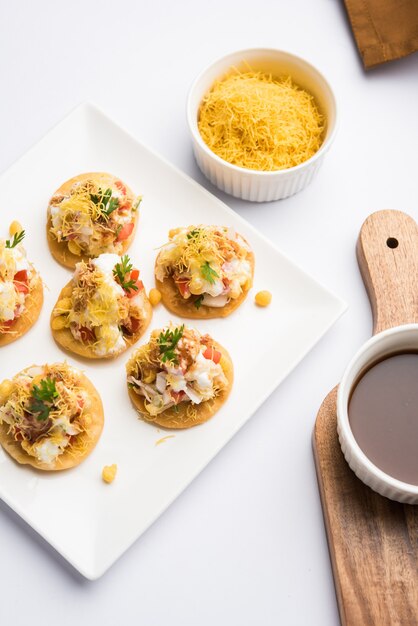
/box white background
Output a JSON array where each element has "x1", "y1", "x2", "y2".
[{"x1": 0, "y1": 1, "x2": 417, "y2": 624}]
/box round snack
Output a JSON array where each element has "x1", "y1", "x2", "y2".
[
  {"x1": 155, "y1": 225, "x2": 254, "y2": 318},
  {"x1": 47, "y1": 172, "x2": 141, "y2": 269},
  {"x1": 126, "y1": 323, "x2": 233, "y2": 429},
  {"x1": 0, "y1": 227, "x2": 43, "y2": 347},
  {"x1": 51, "y1": 253, "x2": 152, "y2": 359},
  {"x1": 0, "y1": 363, "x2": 104, "y2": 470}
]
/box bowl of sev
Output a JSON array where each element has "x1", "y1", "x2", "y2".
[{"x1": 187, "y1": 48, "x2": 337, "y2": 202}]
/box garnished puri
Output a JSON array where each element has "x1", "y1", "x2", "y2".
[
  {"x1": 126, "y1": 323, "x2": 233, "y2": 428},
  {"x1": 155, "y1": 225, "x2": 254, "y2": 318},
  {"x1": 0, "y1": 363, "x2": 104, "y2": 470},
  {"x1": 47, "y1": 172, "x2": 141, "y2": 268},
  {"x1": 0, "y1": 223, "x2": 43, "y2": 346},
  {"x1": 50, "y1": 253, "x2": 152, "y2": 358}
]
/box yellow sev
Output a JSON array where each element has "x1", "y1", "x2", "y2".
[{"x1": 198, "y1": 70, "x2": 325, "y2": 171}]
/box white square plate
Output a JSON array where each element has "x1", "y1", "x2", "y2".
[{"x1": 0, "y1": 103, "x2": 346, "y2": 579}]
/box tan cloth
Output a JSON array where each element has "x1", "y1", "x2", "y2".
[{"x1": 344, "y1": 0, "x2": 418, "y2": 69}]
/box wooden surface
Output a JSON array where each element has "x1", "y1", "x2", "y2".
[{"x1": 313, "y1": 210, "x2": 418, "y2": 626}]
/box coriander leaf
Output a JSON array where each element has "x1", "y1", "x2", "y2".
[
  {"x1": 113, "y1": 255, "x2": 139, "y2": 292},
  {"x1": 187, "y1": 228, "x2": 200, "y2": 240},
  {"x1": 5, "y1": 230, "x2": 25, "y2": 249},
  {"x1": 200, "y1": 261, "x2": 219, "y2": 285},
  {"x1": 123, "y1": 279, "x2": 138, "y2": 292},
  {"x1": 133, "y1": 197, "x2": 142, "y2": 211},
  {"x1": 90, "y1": 187, "x2": 119, "y2": 217},
  {"x1": 194, "y1": 294, "x2": 204, "y2": 309},
  {"x1": 29, "y1": 378, "x2": 58, "y2": 421},
  {"x1": 107, "y1": 197, "x2": 119, "y2": 215},
  {"x1": 158, "y1": 325, "x2": 184, "y2": 364}
]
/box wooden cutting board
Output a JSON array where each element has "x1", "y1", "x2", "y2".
[{"x1": 313, "y1": 210, "x2": 418, "y2": 626}]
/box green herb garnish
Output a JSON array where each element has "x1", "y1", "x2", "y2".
[
  {"x1": 157, "y1": 325, "x2": 184, "y2": 364},
  {"x1": 113, "y1": 255, "x2": 138, "y2": 292},
  {"x1": 90, "y1": 187, "x2": 119, "y2": 217},
  {"x1": 187, "y1": 228, "x2": 200, "y2": 240},
  {"x1": 200, "y1": 261, "x2": 219, "y2": 285},
  {"x1": 29, "y1": 378, "x2": 59, "y2": 421},
  {"x1": 5, "y1": 230, "x2": 25, "y2": 249},
  {"x1": 133, "y1": 197, "x2": 142, "y2": 211},
  {"x1": 194, "y1": 294, "x2": 204, "y2": 309}
]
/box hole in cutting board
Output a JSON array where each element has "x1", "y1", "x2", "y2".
[{"x1": 386, "y1": 237, "x2": 399, "y2": 249}]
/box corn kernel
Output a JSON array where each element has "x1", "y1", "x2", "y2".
[
  {"x1": 68, "y1": 240, "x2": 81, "y2": 255},
  {"x1": 255, "y1": 290, "x2": 272, "y2": 307},
  {"x1": 51, "y1": 315, "x2": 67, "y2": 330},
  {"x1": 56, "y1": 297, "x2": 72, "y2": 311},
  {"x1": 0, "y1": 379, "x2": 14, "y2": 404},
  {"x1": 102, "y1": 464, "x2": 117, "y2": 484},
  {"x1": 148, "y1": 288, "x2": 162, "y2": 307},
  {"x1": 9, "y1": 220, "x2": 22, "y2": 236}
]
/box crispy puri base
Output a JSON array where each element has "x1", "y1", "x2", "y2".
[
  {"x1": 51, "y1": 280, "x2": 153, "y2": 360},
  {"x1": 0, "y1": 366, "x2": 104, "y2": 471},
  {"x1": 0, "y1": 274, "x2": 43, "y2": 347},
  {"x1": 128, "y1": 340, "x2": 234, "y2": 429},
  {"x1": 155, "y1": 247, "x2": 255, "y2": 319},
  {"x1": 46, "y1": 172, "x2": 139, "y2": 269}
]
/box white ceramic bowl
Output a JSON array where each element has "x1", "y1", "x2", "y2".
[
  {"x1": 187, "y1": 48, "x2": 338, "y2": 202},
  {"x1": 337, "y1": 324, "x2": 418, "y2": 504}
]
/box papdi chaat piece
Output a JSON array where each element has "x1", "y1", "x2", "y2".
[
  {"x1": 126, "y1": 323, "x2": 233, "y2": 429},
  {"x1": 47, "y1": 172, "x2": 141, "y2": 268},
  {"x1": 51, "y1": 253, "x2": 152, "y2": 359},
  {"x1": 155, "y1": 225, "x2": 254, "y2": 318},
  {"x1": 0, "y1": 224, "x2": 43, "y2": 347},
  {"x1": 0, "y1": 363, "x2": 104, "y2": 470}
]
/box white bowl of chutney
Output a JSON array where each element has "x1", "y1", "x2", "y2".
[{"x1": 337, "y1": 323, "x2": 418, "y2": 504}]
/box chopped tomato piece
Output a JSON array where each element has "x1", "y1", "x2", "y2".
[
  {"x1": 129, "y1": 317, "x2": 141, "y2": 333},
  {"x1": 79, "y1": 326, "x2": 95, "y2": 343},
  {"x1": 114, "y1": 180, "x2": 127, "y2": 195},
  {"x1": 130, "y1": 269, "x2": 139, "y2": 281},
  {"x1": 14, "y1": 270, "x2": 28, "y2": 281},
  {"x1": 175, "y1": 278, "x2": 190, "y2": 298},
  {"x1": 14, "y1": 270, "x2": 29, "y2": 294},
  {"x1": 203, "y1": 346, "x2": 222, "y2": 364},
  {"x1": 171, "y1": 390, "x2": 186, "y2": 404},
  {"x1": 116, "y1": 222, "x2": 134, "y2": 241}
]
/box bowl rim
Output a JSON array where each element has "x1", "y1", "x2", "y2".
[
  {"x1": 186, "y1": 47, "x2": 338, "y2": 178},
  {"x1": 337, "y1": 323, "x2": 418, "y2": 495}
]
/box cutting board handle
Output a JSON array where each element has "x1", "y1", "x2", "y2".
[{"x1": 356, "y1": 209, "x2": 418, "y2": 335}]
